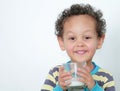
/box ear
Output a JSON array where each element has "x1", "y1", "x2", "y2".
[
  {"x1": 97, "y1": 35, "x2": 105, "y2": 49},
  {"x1": 57, "y1": 37, "x2": 65, "y2": 51}
]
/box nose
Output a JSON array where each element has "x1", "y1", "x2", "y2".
[{"x1": 76, "y1": 38, "x2": 85, "y2": 47}]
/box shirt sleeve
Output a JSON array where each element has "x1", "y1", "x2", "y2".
[
  {"x1": 41, "y1": 66, "x2": 59, "y2": 91},
  {"x1": 90, "y1": 81, "x2": 104, "y2": 91},
  {"x1": 89, "y1": 80, "x2": 115, "y2": 91},
  {"x1": 53, "y1": 85, "x2": 63, "y2": 91}
]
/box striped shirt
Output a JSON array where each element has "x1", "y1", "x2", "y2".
[{"x1": 41, "y1": 62, "x2": 115, "y2": 91}]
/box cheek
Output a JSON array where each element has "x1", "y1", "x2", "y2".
[
  {"x1": 65, "y1": 43, "x2": 74, "y2": 52},
  {"x1": 87, "y1": 42, "x2": 98, "y2": 52}
]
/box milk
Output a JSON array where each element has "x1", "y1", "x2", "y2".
[
  {"x1": 67, "y1": 79, "x2": 84, "y2": 91},
  {"x1": 69, "y1": 80, "x2": 84, "y2": 87},
  {"x1": 68, "y1": 78, "x2": 84, "y2": 87}
]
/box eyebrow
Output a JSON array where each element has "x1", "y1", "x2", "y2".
[{"x1": 65, "y1": 30, "x2": 96, "y2": 35}]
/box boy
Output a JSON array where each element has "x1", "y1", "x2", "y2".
[{"x1": 41, "y1": 4, "x2": 115, "y2": 91}]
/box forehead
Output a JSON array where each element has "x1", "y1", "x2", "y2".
[
  {"x1": 63, "y1": 15, "x2": 97, "y2": 35},
  {"x1": 64, "y1": 15, "x2": 96, "y2": 24}
]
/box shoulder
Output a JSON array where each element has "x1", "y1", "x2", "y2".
[
  {"x1": 93, "y1": 68, "x2": 114, "y2": 82},
  {"x1": 98, "y1": 68, "x2": 112, "y2": 75},
  {"x1": 92, "y1": 62, "x2": 113, "y2": 79},
  {"x1": 97, "y1": 68, "x2": 113, "y2": 79},
  {"x1": 93, "y1": 67, "x2": 115, "y2": 90}
]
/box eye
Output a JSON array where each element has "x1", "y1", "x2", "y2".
[
  {"x1": 85, "y1": 36, "x2": 91, "y2": 39},
  {"x1": 69, "y1": 37, "x2": 76, "y2": 40},
  {"x1": 84, "y1": 36, "x2": 92, "y2": 40}
]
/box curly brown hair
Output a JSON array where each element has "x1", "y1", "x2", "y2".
[{"x1": 55, "y1": 4, "x2": 106, "y2": 38}]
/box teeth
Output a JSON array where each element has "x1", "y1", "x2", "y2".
[{"x1": 77, "y1": 50, "x2": 85, "y2": 54}]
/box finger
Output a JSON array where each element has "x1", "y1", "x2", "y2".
[
  {"x1": 59, "y1": 67, "x2": 72, "y2": 82},
  {"x1": 61, "y1": 79, "x2": 71, "y2": 86},
  {"x1": 78, "y1": 63, "x2": 91, "y2": 73},
  {"x1": 77, "y1": 68, "x2": 92, "y2": 83},
  {"x1": 63, "y1": 74, "x2": 72, "y2": 81},
  {"x1": 59, "y1": 66, "x2": 72, "y2": 77},
  {"x1": 60, "y1": 72, "x2": 72, "y2": 83},
  {"x1": 77, "y1": 72, "x2": 95, "y2": 89},
  {"x1": 58, "y1": 73, "x2": 72, "y2": 89},
  {"x1": 60, "y1": 80, "x2": 71, "y2": 90},
  {"x1": 59, "y1": 66, "x2": 64, "y2": 74},
  {"x1": 77, "y1": 70, "x2": 91, "y2": 83},
  {"x1": 83, "y1": 65, "x2": 91, "y2": 72},
  {"x1": 77, "y1": 68, "x2": 89, "y2": 77}
]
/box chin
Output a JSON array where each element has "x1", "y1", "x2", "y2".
[{"x1": 72, "y1": 59, "x2": 86, "y2": 63}]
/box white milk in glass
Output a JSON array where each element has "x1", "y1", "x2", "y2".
[{"x1": 68, "y1": 78, "x2": 84, "y2": 87}]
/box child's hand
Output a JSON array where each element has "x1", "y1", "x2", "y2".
[
  {"x1": 77, "y1": 66, "x2": 95, "y2": 90},
  {"x1": 58, "y1": 66, "x2": 72, "y2": 90}
]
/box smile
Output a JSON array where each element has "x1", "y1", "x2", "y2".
[{"x1": 75, "y1": 50, "x2": 87, "y2": 55}]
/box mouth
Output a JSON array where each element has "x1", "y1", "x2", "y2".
[{"x1": 74, "y1": 50, "x2": 87, "y2": 55}]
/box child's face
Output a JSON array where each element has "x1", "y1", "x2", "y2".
[{"x1": 58, "y1": 15, "x2": 104, "y2": 63}]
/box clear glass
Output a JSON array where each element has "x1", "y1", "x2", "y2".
[{"x1": 63, "y1": 62, "x2": 86, "y2": 88}]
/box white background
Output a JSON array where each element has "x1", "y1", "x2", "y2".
[{"x1": 0, "y1": 0, "x2": 120, "y2": 91}]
